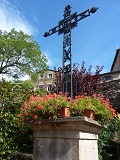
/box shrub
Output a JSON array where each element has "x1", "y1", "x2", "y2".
[
  {"x1": 98, "y1": 118, "x2": 120, "y2": 160},
  {"x1": 0, "y1": 79, "x2": 45, "y2": 159}
]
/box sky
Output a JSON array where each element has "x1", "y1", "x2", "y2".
[{"x1": 0, "y1": 0, "x2": 120, "y2": 74}]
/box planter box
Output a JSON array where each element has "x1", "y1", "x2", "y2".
[
  {"x1": 57, "y1": 107, "x2": 70, "y2": 118},
  {"x1": 82, "y1": 109, "x2": 96, "y2": 120}
]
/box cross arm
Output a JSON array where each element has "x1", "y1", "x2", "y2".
[
  {"x1": 43, "y1": 7, "x2": 98, "y2": 37},
  {"x1": 75, "y1": 7, "x2": 98, "y2": 22},
  {"x1": 43, "y1": 25, "x2": 60, "y2": 37}
]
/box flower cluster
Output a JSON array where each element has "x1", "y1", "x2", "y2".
[
  {"x1": 71, "y1": 94, "x2": 117, "y2": 123},
  {"x1": 92, "y1": 94, "x2": 117, "y2": 117},
  {"x1": 18, "y1": 93, "x2": 72, "y2": 122},
  {"x1": 18, "y1": 92, "x2": 117, "y2": 124}
]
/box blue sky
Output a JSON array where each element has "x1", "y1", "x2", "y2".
[{"x1": 0, "y1": 0, "x2": 120, "y2": 73}]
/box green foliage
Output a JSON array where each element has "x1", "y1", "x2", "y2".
[
  {"x1": 98, "y1": 118, "x2": 120, "y2": 160},
  {"x1": 0, "y1": 112, "x2": 18, "y2": 159},
  {"x1": 18, "y1": 93, "x2": 72, "y2": 122},
  {"x1": 0, "y1": 79, "x2": 45, "y2": 159},
  {"x1": 19, "y1": 80, "x2": 35, "y2": 89},
  {"x1": 38, "y1": 88, "x2": 47, "y2": 97},
  {"x1": 70, "y1": 94, "x2": 116, "y2": 124},
  {"x1": 0, "y1": 78, "x2": 119, "y2": 159},
  {"x1": 0, "y1": 28, "x2": 48, "y2": 79}
]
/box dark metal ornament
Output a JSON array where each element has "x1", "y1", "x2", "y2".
[{"x1": 44, "y1": 5, "x2": 98, "y2": 97}]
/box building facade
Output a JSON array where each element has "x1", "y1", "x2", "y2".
[
  {"x1": 35, "y1": 70, "x2": 55, "y2": 92},
  {"x1": 99, "y1": 49, "x2": 120, "y2": 112}
]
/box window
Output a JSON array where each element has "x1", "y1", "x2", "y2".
[
  {"x1": 104, "y1": 76, "x2": 112, "y2": 81},
  {"x1": 39, "y1": 85, "x2": 44, "y2": 89},
  {"x1": 40, "y1": 75, "x2": 44, "y2": 79},
  {"x1": 47, "y1": 85, "x2": 52, "y2": 91},
  {"x1": 48, "y1": 74, "x2": 52, "y2": 78}
]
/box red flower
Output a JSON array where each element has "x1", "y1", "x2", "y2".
[
  {"x1": 92, "y1": 94, "x2": 96, "y2": 97},
  {"x1": 18, "y1": 114, "x2": 22, "y2": 118},
  {"x1": 25, "y1": 112, "x2": 28, "y2": 116},
  {"x1": 23, "y1": 105, "x2": 27, "y2": 109},
  {"x1": 33, "y1": 114, "x2": 38, "y2": 119},
  {"x1": 59, "y1": 92, "x2": 62, "y2": 95},
  {"x1": 37, "y1": 105, "x2": 44, "y2": 110}
]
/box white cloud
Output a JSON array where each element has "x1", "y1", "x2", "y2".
[
  {"x1": 42, "y1": 50, "x2": 61, "y2": 69},
  {"x1": 42, "y1": 50, "x2": 53, "y2": 67},
  {"x1": 0, "y1": 0, "x2": 36, "y2": 35}
]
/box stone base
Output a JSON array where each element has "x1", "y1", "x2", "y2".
[
  {"x1": 33, "y1": 131, "x2": 98, "y2": 160},
  {"x1": 25, "y1": 116, "x2": 104, "y2": 160}
]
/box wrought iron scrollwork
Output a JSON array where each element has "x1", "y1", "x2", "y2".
[{"x1": 44, "y1": 5, "x2": 98, "y2": 97}]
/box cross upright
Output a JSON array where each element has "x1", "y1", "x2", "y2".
[{"x1": 44, "y1": 5, "x2": 98, "y2": 97}]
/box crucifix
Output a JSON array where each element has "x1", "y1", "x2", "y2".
[{"x1": 44, "y1": 5, "x2": 98, "y2": 97}]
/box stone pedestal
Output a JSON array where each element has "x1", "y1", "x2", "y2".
[{"x1": 25, "y1": 116, "x2": 104, "y2": 160}]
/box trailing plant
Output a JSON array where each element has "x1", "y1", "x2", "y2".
[
  {"x1": 18, "y1": 92, "x2": 117, "y2": 125},
  {"x1": 71, "y1": 94, "x2": 117, "y2": 124}
]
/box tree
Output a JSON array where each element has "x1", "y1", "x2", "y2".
[
  {"x1": 72, "y1": 61, "x2": 104, "y2": 97},
  {"x1": 0, "y1": 28, "x2": 48, "y2": 80},
  {"x1": 53, "y1": 61, "x2": 104, "y2": 97}
]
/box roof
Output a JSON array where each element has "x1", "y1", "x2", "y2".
[{"x1": 111, "y1": 49, "x2": 120, "y2": 72}]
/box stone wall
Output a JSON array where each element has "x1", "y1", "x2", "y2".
[{"x1": 100, "y1": 79, "x2": 120, "y2": 112}]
